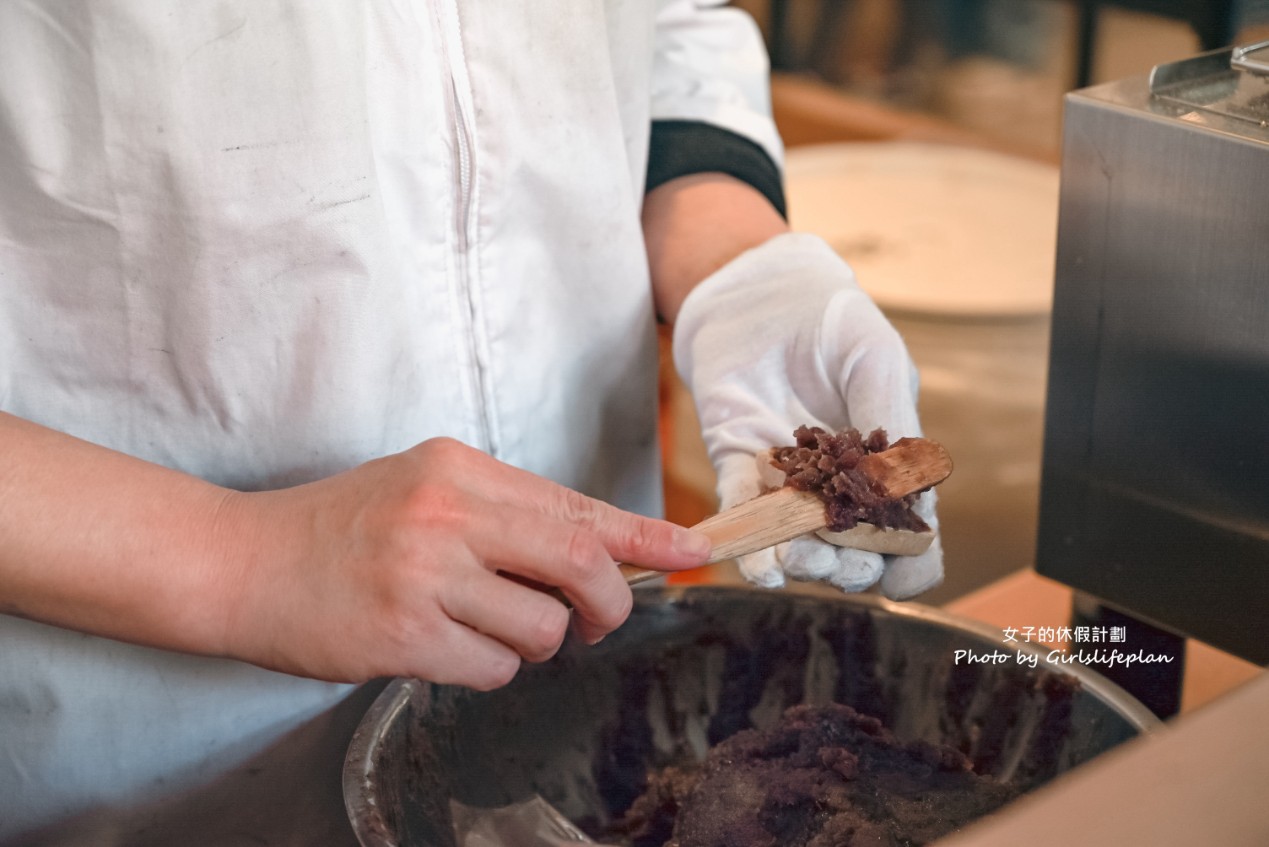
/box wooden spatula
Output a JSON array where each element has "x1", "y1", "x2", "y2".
[{"x1": 619, "y1": 437, "x2": 952, "y2": 588}]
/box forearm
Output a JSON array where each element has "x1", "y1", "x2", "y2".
[
  {"x1": 0, "y1": 412, "x2": 711, "y2": 685},
  {"x1": 642, "y1": 172, "x2": 789, "y2": 324},
  {"x1": 0, "y1": 411, "x2": 243, "y2": 655}
]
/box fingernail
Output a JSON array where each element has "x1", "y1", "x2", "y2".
[{"x1": 673, "y1": 528, "x2": 712, "y2": 559}]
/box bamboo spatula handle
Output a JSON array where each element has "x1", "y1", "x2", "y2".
[{"x1": 620, "y1": 486, "x2": 823, "y2": 587}]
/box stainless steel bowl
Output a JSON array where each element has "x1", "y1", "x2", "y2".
[{"x1": 344, "y1": 586, "x2": 1159, "y2": 846}]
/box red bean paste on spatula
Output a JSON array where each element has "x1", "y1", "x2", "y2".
[{"x1": 770, "y1": 426, "x2": 928, "y2": 533}]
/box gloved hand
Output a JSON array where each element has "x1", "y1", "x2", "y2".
[{"x1": 673, "y1": 232, "x2": 942, "y2": 600}]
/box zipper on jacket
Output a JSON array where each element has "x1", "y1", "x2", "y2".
[{"x1": 433, "y1": 0, "x2": 496, "y2": 456}]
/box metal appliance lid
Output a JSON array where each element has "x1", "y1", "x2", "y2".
[{"x1": 1149, "y1": 41, "x2": 1269, "y2": 128}]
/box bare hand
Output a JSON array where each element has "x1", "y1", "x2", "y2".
[{"x1": 216, "y1": 438, "x2": 710, "y2": 689}]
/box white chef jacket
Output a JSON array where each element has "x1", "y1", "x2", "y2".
[{"x1": 0, "y1": 0, "x2": 782, "y2": 841}]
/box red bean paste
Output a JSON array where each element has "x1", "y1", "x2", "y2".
[
  {"x1": 612, "y1": 703, "x2": 1017, "y2": 847},
  {"x1": 770, "y1": 426, "x2": 928, "y2": 533}
]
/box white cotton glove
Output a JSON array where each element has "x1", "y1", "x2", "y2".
[{"x1": 673, "y1": 232, "x2": 942, "y2": 600}]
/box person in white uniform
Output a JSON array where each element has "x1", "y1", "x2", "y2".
[{"x1": 0, "y1": 1, "x2": 942, "y2": 842}]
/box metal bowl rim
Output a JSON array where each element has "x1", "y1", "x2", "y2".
[{"x1": 342, "y1": 585, "x2": 1163, "y2": 846}]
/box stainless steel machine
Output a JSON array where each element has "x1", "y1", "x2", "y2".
[{"x1": 1037, "y1": 44, "x2": 1269, "y2": 669}]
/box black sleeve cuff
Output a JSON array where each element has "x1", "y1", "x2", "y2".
[{"x1": 645, "y1": 119, "x2": 787, "y2": 220}]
